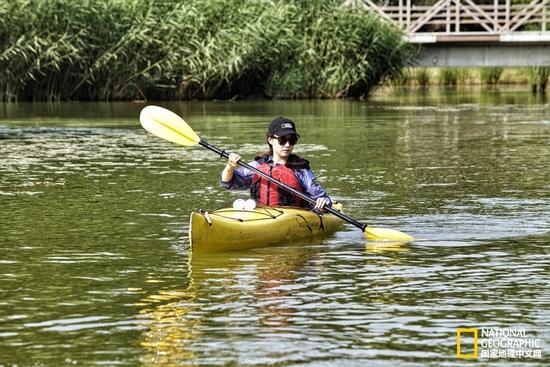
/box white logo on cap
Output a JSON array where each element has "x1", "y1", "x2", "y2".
[{"x1": 281, "y1": 123, "x2": 293, "y2": 129}]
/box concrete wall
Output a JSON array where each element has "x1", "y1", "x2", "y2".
[{"x1": 413, "y1": 44, "x2": 550, "y2": 67}]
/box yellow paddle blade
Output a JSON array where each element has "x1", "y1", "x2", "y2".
[
  {"x1": 139, "y1": 105, "x2": 200, "y2": 146},
  {"x1": 365, "y1": 227, "x2": 414, "y2": 241}
]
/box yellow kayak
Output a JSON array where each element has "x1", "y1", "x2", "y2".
[{"x1": 189, "y1": 204, "x2": 344, "y2": 254}]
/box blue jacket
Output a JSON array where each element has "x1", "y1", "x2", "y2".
[{"x1": 220, "y1": 155, "x2": 332, "y2": 207}]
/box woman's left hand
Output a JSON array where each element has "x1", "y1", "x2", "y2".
[{"x1": 314, "y1": 197, "x2": 330, "y2": 211}]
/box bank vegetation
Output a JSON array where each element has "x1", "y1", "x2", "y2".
[
  {"x1": 0, "y1": 0, "x2": 414, "y2": 101},
  {"x1": 392, "y1": 68, "x2": 550, "y2": 93}
]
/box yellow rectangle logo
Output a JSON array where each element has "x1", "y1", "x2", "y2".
[{"x1": 457, "y1": 328, "x2": 478, "y2": 359}]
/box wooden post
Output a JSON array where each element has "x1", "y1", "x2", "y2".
[
  {"x1": 505, "y1": 0, "x2": 510, "y2": 31},
  {"x1": 447, "y1": 0, "x2": 451, "y2": 33},
  {"x1": 456, "y1": 0, "x2": 460, "y2": 32},
  {"x1": 544, "y1": 0, "x2": 547, "y2": 32},
  {"x1": 494, "y1": 0, "x2": 498, "y2": 32},
  {"x1": 399, "y1": 0, "x2": 403, "y2": 27},
  {"x1": 406, "y1": 0, "x2": 411, "y2": 29}
]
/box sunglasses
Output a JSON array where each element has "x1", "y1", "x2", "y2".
[{"x1": 273, "y1": 134, "x2": 299, "y2": 146}]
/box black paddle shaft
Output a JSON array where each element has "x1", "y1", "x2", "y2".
[{"x1": 199, "y1": 139, "x2": 368, "y2": 231}]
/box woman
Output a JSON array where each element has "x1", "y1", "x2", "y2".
[{"x1": 220, "y1": 117, "x2": 331, "y2": 211}]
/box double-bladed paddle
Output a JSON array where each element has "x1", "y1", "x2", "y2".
[{"x1": 139, "y1": 105, "x2": 414, "y2": 242}]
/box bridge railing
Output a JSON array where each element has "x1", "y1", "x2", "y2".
[{"x1": 343, "y1": 0, "x2": 549, "y2": 38}]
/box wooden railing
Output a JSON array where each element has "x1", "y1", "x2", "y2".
[{"x1": 343, "y1": 0, "x2": 549, "y2": 35}]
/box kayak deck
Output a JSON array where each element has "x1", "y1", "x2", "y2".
[{"x1": 189, "y1": 205, "x2": 344, "y2": 254}]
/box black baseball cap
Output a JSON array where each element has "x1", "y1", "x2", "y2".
[{"x1": 267, "y1": 117, "x2": 299, "y2": 137}]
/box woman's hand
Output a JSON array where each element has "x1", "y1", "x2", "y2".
[
  {"x1": 227, "y1": 153, "x2": 241, "y2": 169},
  {"x1": 314, "y1": 197, "x2": 330, "y2": 211},
  {"x1": 221, "y1": 153, "x2": 241, "y2": 183}
]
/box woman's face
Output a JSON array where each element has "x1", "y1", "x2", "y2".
[{"x1": 269, "y1": 134, "x2": 298, "y2": 160}]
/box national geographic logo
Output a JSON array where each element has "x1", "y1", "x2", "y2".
[
  {"x1": 456, "y1": 327, "x2": 543, "y2": 360},
  {"x1": 456, "y1": 328, "x2": 478, "y2": 359}
]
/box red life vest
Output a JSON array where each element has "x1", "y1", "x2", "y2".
[{"x1": 251, "y1": 155, "x2": 309, "y2": 207}]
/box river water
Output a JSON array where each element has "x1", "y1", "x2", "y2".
[{"x1": 1, "y1": 90, "x2": 549, "y2": 366}]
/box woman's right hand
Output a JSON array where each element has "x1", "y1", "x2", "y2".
[
  {"x1": 227, "y1": 153, "x2": 241, "y2": 169},
  {"x1": 221, "y1": 153, "x2": 241, "y2": 183}
]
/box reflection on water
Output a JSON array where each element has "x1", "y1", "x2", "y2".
[
  {"x1": 0, "y1": 93, "x2": 549, "y2": 366},
  {"x1": 365, "y1": 241, "x2": 410, "y2": 253},
  {"x1": 138, "y1": 247, "x2": 317, "y2": 365},
  {"x1": 135, "y1": 235, "x2": 549, "y2": 365},
  {"x1": 138, "y1": 285, "x2": 198, "y2": 365}
]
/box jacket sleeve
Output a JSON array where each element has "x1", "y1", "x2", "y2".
[
  {"x1": 295, "y1": 169, "x2": 332, "y2": 206},
  {"x1": 220, "y1": 161, "x2": 259, "y2": 190}
]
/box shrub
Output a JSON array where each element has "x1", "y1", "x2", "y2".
[{"x1": 0, "y1": 0, "x2": 415, "y2": 101}]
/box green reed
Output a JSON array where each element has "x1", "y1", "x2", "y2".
[
  {"x1": 415, "y1": 68, "x2": 430, "y2": 87},
  {"x1": 480, "y1": 67, "x2": 503, "y2": 86},
  {"x1": 0, "y1": 0, "x2": 413, "y2": 101},
  {"x1": 528, "y1": 67, "x2": 550, "y2": 93},
  {"x1": 439, "y1": 68, "x2": 470, "y2": 87}
]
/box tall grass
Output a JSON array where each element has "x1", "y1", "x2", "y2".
[
  {"x1": 387, "y1": 67, "x2": 429, "y2": 87},
  {"x1": 529, "y1": 67, "x2": 550, "y2": 93},
  {"x1": 0, "y1": 0, "x2": 414, "y2": 101},
  {"x1": 439, "y1": 68, "x2": 470, "y2": 86},
  {"x1": 439, "y1": 69, "x2": 458, "y2": 86},
  {"x1": 415, "y1": 68, "x2": 430, "y2": 87},
  {"x1": 388, "y1": 68, "x2": 414, "y2": 87},
  {"x1": 480, "y1": 67, "x2": 503, "y2": 86}
]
